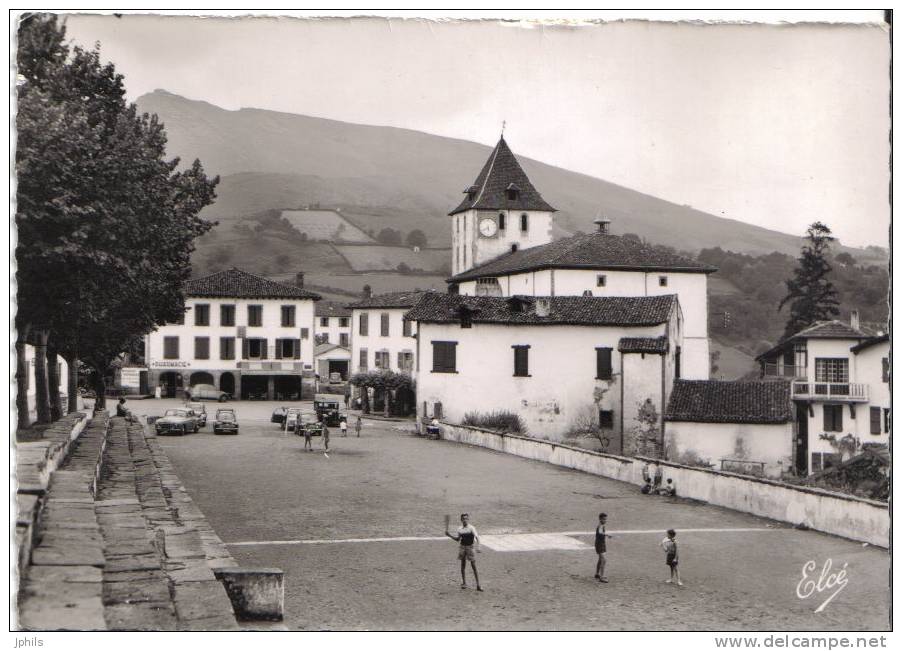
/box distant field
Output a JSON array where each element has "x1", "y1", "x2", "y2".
[
  {"x1": 335, "y1": 245, "x2": 451, "y2": 273},
  {"x1": 280, "y1": 209, "x2": 374, "y2": 243},
  {"x1": 709, "y1": 340, "x2": 757, "y2": 381}
]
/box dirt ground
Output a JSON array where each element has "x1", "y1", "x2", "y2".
[{"x1": 126, "y1": 399, "x2": 891, "y2": 631}]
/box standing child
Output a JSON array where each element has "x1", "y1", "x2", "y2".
[
  {"x1": 594, "y1": 513, "x2": 613, "y2": 582},
  {"x1": 661, "y1": 529, "x2": 682, "y2": 586},
  {"x1": 300, "y1": 419, "x2": 313, "y2": 452},
  {"x1": 445, "y1": 513, "x2": 483, "y2": 591},
  {"x1": 340, "y1": 417, "x2": 348, "y2": 437},
  {"x1": 322, "y1": 423, "x2": 330, "y2": 451}
]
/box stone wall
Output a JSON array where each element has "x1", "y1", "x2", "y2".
[{"x1": 438, "y1": 422, "x2": 889, "y2": 548}]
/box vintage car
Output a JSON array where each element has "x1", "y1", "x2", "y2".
[
  {"x1": 296, "y1": 413, "x2": 324, "y2": 437},
  {"x1": 185, "y1": 383, "x2": 230, "y2": 402},
  {"x1": 213, "y1": 409, "x2": 239, "y2": 435},
  {"x1": 314, "y1": 394, "x2": 342, "y2": 426},
  {"x1": 185, "y1": 402, "x2": 207, "y2": 427},
  {"x1": 271, "y1": 406, "x2": 288, "y2": 424},
  {"x1": 155, "y1": 408, "x2": 197, "y2": 436},
  {"x1": 282, "y1": 407, "x2": 303, "y2": 432}
]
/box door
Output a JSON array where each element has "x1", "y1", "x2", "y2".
[{"x1": 795, "y1": 403, "x2": 808, "y2": 475}]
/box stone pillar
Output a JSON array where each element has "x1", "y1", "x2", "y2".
[{"x1": 267, "y1": 376, "x2": 275, "y2": 401}]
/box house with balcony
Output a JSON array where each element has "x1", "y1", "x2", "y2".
[
  {"x1": 756, "y1": 315, "x2": 888, "y2": 475},
  {"x1": 144, "y1": 268, "x2": 320, "y2": 400}
]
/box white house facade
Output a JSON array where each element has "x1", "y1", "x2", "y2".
[
  {"x1": 144, "y1": 268, "x2": 320, "y2": 400},
  {"x1": 446, "y1": 137, "x2": 715, "y2": 380},
  {"x1": 347, "y1": 291, "x2": 428, "y2": 379},
  {"x1": 407, "y1": 292, "x2": 683, "y2": 449},
  {"x1": 315, "y1": 300, "x2": 352, "y2": 348}
]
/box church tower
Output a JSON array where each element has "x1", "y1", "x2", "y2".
[{"x1": 449, "y1": 136, "x2": 556, "y2": 276}]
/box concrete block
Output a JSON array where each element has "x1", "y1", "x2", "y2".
[{"x1": 213, "y1": 567, "x2": 284, "y2": 621}]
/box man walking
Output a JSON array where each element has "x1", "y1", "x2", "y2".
[
  {"x1": 355, "y1": 416, "x2": 362, "y2": 437},
  {"x1": 445, "y1": 513, "x2": 483, "y2": 591},
  {"x1": 594, "y1": 512, "x2": 612, "y2": 582},
  {"x1": 322, "y1": 423, "x2": 330, "y2": 451}
]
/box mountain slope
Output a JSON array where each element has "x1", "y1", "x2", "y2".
[{"x1": 137, "y1": 89, "x2": 819, "y2": 255}]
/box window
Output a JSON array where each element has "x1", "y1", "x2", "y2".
[
  {"x1": 432, "y1": 341, "x2": 458, "y2": 373},
  {"x1": 359, "y1": 313, "x2": 369, "y2": 336},
  {"x1": 520, "y1": 213, "x2": 528, "y2": 232},
  {"x1": 398, "y1": 351, "x2": 414, "y2": 372},
  {"x1": 375, "y1": 351, "x2": 390, "y2": 369},
  {"x1": 163, "y1": 337, "x2": 179, "y2": 360},
  {"x1": 281, "y1": 306, "x2": 296, "y2": 327},
  {"x1": 339, "y1": 317, "x2": 349, "y2": 328},
  {"x1": 599, "y1": 410, "x2": 614, "y2": 430},
  {"x1": 321, "y1": 334, "x2": 330, "y2": 344},
  {"x1": 248, "y1": 305, "x2": 263, "y2": 327},
  {"x1": 380, "y1": 313, "x2": 390, "y2": 337},
  {"x1": 403, "y1": 319, "x2": 412, "y2": 337},
  {"x1": 340, "y1": 333, "x2": 350, "y2": 347},
  {"x1": 359, "y1": 348, "x2": 368, "y2": 372},
  {"x1": 277, "y1": 338, "x2": 299, "y2": 359},
  {"x1": 596, "y1": 347, "x2": 613, "y2": 380},
  {"x1": 300, "y1": 327, "x2": 309, "y2": 339},
  {"x1": 884, "y1": 408, "x2": 891, "y2": 434},
  {"x1": 511, "y1": 244, "x2": 518, "y2": 253},
  {"x1": 220, "y1": 304, "x2": 235, "y2": 327},
  {"x1": 194, "y1": 304, "x2": 210, "y2": 326},
  {"x1": 823, "y1": 405, "x2": 843, "y2": 432},
  {"x1": 194, "y1": 337, "x2": 210, "y2": 360},
  {"x1": 882, "y1": 358, "x2": 890, "y2": 383},
  {"x1": 870, "y1": 407, "x2": 881, "y2": 435},
  {"x1": 246, "y1": 338, "x2": 267, "y2": 359},
  {"x1": 811, "y1": 452, "x2": 841, "y2": 473},
  {"x1": 597, "y1": 275, "x2": 607, "y2": 287},
  {"x1": 513, "y1": 345, "x2": 530, "y2": 377},
  {"x1": 320, "y1": 317, "x2": 329, "y2": 327},
  {"x1": 815, "y1": 358, "x2": 849, "y2": 383},
  {"x1": 659, "y1": 276, "x2": 668, "y2": 287},
  {"x1": 498, "y1": 213, "x2": 506, "y2": 230},
  {"x1": 220, "y1": 337, "x2": 235, "y2": 360}
]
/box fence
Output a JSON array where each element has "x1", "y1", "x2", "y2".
[{"x1": 438, "y1": 422, "x2": 889, "y2": 548}]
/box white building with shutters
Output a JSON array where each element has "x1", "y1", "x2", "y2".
[
  {"x1": 314, "y1": 300, "x2": 352, "y2": 348},
  {"x1": 144, "y1": 268, "x2": 320, "y2": 400},
  {"x1": 406, "y1": 292, "x2": 683, "y2": 450},
  {"x1": 347, "y1": 291, "x2": 429, "y2": 382}
]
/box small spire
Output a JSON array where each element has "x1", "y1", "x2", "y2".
[{"x1": 500, "y1": 120, "x2": 506, "y2": 139}]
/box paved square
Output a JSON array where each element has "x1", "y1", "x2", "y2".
[{"x1": 126, "y1": 399, "x2": 890, "y2": 631}]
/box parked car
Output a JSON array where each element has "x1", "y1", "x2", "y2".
[
  {"x1": 314, "y1": 394, "x2": 342, "y2": 426},
  {"x1": 155, "y1": 408, "x2": 197, "y2": 436},
  {"x1": 185, "y1": 383, "x2": 230, "y2": 402},
  {"x1": 299, "y1": 413, "x2": 324, "y2": 437},
  {"x1": 282, "y1": 407, "x2": 303, "y2": 432},
  {"x1": 271, "y1": 406, "x2": 287, "y2": 424},
  {"x1": 185, "y1": 402, "x2": 207, "y2": 427},
  {"x1": 213, "y1": 409, "x2": 239, "y2": 435}
]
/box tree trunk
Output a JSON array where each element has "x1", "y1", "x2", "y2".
[
  {"x1": 64, "y1": 353, "x2": 79, "y2": 413},
  {"x1": 46, "y1": 343, "x2": 62, "y2": 421},
  {"x1": 383, "y1": 389, "x2": 391, "y2": 418},
  {"x1": 15, "y1": 335, "x2": 31, "y2": 431},
  {"x1": 92, "y1": 371, "x2": 107, "y2": 412},
  {"x1": 361, "y1": 387, "x2": 370, "y2": 414},
  {"x1": 33, "y1": 329, "x2": 52, "y2": 424}
]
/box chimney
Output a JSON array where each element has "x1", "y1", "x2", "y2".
[
  {"x1": 593, "y1": 217, "x2": 612, "y2": 234},
  {"x1": 295, "y1": 272, "x2": 305, "y2": 288},
  {"x1": 363, "y1": 285, "x2": 373, "y2": 299},
  {"x1": 850, "y1": 310, "x2": 860, "y2": 331},
  {"x1": 535, "y1": 297, "x2": 551, "y2": 318}
]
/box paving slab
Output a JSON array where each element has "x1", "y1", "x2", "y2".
[
  {"x1": 31, "y1": 544, "x2": 105, "y2": 568},
  {"x1": 26, "y1": 565, "x2": 103, "y2": 584},
  {"x1": 104, "y1": 602, "x2": 179, "y2": 631}
]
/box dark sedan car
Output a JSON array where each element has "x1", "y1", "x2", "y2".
[{"x1": 213, "y1": 410, "x2": 239, "y2": 435}]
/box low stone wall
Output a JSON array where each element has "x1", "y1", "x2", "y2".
[{"x1": 439, "y1": 423, "x2": 889, "y2": 548}]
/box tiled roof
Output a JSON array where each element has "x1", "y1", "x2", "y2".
[
  {"x1": 314, "y1": 342, "x2": 349, "y2": 356},
  {"x1": 449, "y1": 137, "x2": 556, "y2": 216},
  {"x1": 448, "y1": 232, "x2": 716, "y2": 282},
  {"x1": 665, "y1": 380, "x2": 794, "y2": 425},
  {"x1": 346, "y1": 291, "x2": 433, "y2": 310},
  {"x1": 851, "y1": 334, "x2": 889, "y2": 354},
  {"x1": 618, "y1": 336, "x2": 669, "y2": 354},
  {"x1": 315, "y1": 300, "x2": 352, "y2": 317},
  {"x1": 404, "y1": 293, "x2": 676, "y2": 327},
  {"x1": 756, "y1": 320, "x2": 872, "y2": 361},
  {"x1": 185, "y1": 268, "x2": 321, "y2": 300}
]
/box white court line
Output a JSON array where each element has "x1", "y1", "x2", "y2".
[{"x1": 226, "y1": 526, "x2": 778, "y2": 547}]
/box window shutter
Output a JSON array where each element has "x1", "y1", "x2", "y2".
[
  {"x1": 823, "y1": 406, "x2": 831, "y2": 431},
  {"x1": 835, "y1": 406, "x2": 843, "y2": 431},
  {"x1": 360, "y1": 313, "x2": 369, "y2": 336},
  {"x1": 275, "y1": 339, "x2": 282, "y2": 359},
  {"x1": 381, "y1": 313, "x2": 390, "y2": 336},
  {"x1": 882, "y1": 358, "x2": 889, "y2": 383},
  {"x1": 513, "y1": 346, "x2": 529, "y2": 377},
  {"x1": 870, "y1": 407, "x2": 881, "y2": 434},
  {"x1": 242, "y1": 338, "x2": 249, "y2": 360},
  {"x1": 294, "y1": 339, "x2": 301, "y2": 360},
  {"x1": 449, "y1": 343, "x2": 456, "y2": 371},
  {"x1": 261, "y1": 338, "x2": 268, "y2": 359},
  {"x1": 596, "y1": 347, "x2": 612, "y2": 380}
]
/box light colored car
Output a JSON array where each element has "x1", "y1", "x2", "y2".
[
  {"x1": 185, "y1": 402, "x2": 207, "y2": 427},
  {"x1": 155, "y1": 408, "x2": 197, "y2": 436},
  {"x1": 185, "y1": 383, "x2": 230, "y2": 402},
  {"x1": 271, "y1": 406, "x2": 287, "y2": 424},
  {"x1": 213, "y1": 410, "x2": 239, "y2": 435},
  {"x1": 282, "y1": 407, "x2": 303, "y2": 431}
]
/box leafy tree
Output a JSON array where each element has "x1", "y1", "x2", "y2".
[
  {"x1": 778, "y1": 222, "x2": 840, "y2": 339},
  {"x1": 405, "y1": 229, "x2": 428, "y2": 249},
  {"x1": 15, "y1": 14, "x2": 218, "y2": 416},
  {"x1": 376, "y1": 228, "x2": 402, "y2": 246},
  {"x1": 834, "y1": 252, "x2": 857, "y2": 267}
]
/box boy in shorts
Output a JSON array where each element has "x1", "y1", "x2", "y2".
[
  {"x1": 445, "y1": 513, "x2": 483, "y2": 591},
  {"x1": 661, "y1": 529, "x2": 682, "y2": 585},
  {"x1": 594, "y1": 512, "x2": 613, "y2": 582}
]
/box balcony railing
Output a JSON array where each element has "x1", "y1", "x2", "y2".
[
  {"x1": 762, "y1": 363, "x2": 806, "y2": 379},
  {"x1": 791, "y1": 381, "x2": 869, "y2": 402},
  {"x1": 237, "y1": 361, "x2": 303, "y2": 372}
]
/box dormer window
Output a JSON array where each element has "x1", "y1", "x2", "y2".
[
  {"x1": 455, "y1": 304, "x2": 478, "y2": 329},
  {"x1": 507, "y1": 296, "x2": 528, "y2": 313},
  {"x1": 506, "y1": 183, "x2": 520, "y2": 201},
  {"x1": 464, "y1": 185, "x2": 477, "y2": 201}
]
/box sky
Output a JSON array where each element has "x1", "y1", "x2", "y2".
[{"x1": 58, "y1": 13, "x2": 891, "y2": 248}]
